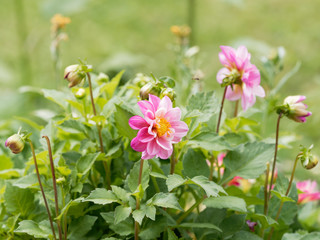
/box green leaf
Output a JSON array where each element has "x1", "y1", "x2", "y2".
[
  {"x1": 248, "y1": 213, "x2": 278, "y2": 229},
  {"x1": 0, "y1": 155, "x2": 13, "y2": 171},
  {"x1": 233, "y1": 231, "x2": 263, "y2": 240},
  {"x1": 56, "y1": 198, "x2": 84, "y2": 220},
  {"x1": 150, "y1": 171, "x2": 167, "y2": 179},
  {"x1": 114, "y1": 205, "x2": 132, "y2": 224},
  {"x1": 42, "y1": 89, "x2": 72, "y2": 110},
  {"x1": 68, "y1": 215, "x2": 98, "y2": 240},
  {"x1": 14, "y1": 116, "x2": 44, "y2": 130},
  {"x1": 186, "y1": 91, "x2": 219, "y2": 116},
  {"x1": 176, "y1": 222, "x2": 221, "y2": 232},
  {"x1": 220, "y1": 214, "x2": 246, "y2": 238},
  {"x1": 4, "y1": 183, "x2": 34, "y2": 217},
  {"x1": 282, "y1": 232, "x2": 320, "y2": 240},
  {"x1": 84, "y1": 188, "x2": 119, "y2": 205},
  {"x1": 14, "y1": 220, "x2": 51, "y2": 238},
  {"x1": 166, "y1": 174, "x2": 187, "y2": 192},
  {"x1": 221, "y1": 142, "x2": 274, "y2": 184},
  {"x1": 13, "y1": 173, "x2": 39, "y2": 189},
  {"x1": 76, "y1": 153, "x2": 100, "y2": 176},
  {"x1": 139, "y1": 215, "x2": 167, "y2": 239},
  {"x1": 182, "y1": 148, "x2": 210, "y2": 178},
  {"x1": 132, "y1": 209, "x2": 145, "y2": 225},
  {"x1": 101, "y1": 212, "x2": 134, "y2": 236},
  {"x1": 126, "y1": 160, "x2": 150, "y2": 192},
  {"x1": 142, "y1": 204, "x2": 156, "y2": 220},
  {"x1": 167, "y1": 228, "x2": 179, "y2": 240},
  {"x1": 271, "y1": 190, "x2": 295, "y2": 203},
  {"x1": 148, "y1": 193, "x2": 183, "y2": 211},
  {"x1": 203, "y1": 196, "x2": 247, "y2": 212},
  {"x1": 114, "y1": 104, "x2": 136, "y2": 139},
  {"x1": 100, "y1": 70, "x2": 124, "y2": 99},
  {"x1": 59, "y1": 119, "x2": 87, "y2": 134},
  {"x1": 188, "y1": 132, "x2": 232, "y2": 151},
  {"x1": 191, "y1": 175, "x2": 226, "y2": 197},
  {"x1": 111, "y1": 185, "x2": 131, "y2": 203}
]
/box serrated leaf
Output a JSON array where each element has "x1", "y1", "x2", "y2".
[
  {"x1": 221, "y1": 142, "x2": 274, "y2": 184},
  {"x1": 84, "y1": 188, "x2": 119, "y2": 205},
  {"x1": 111, "y1": 185, "x2": 131, "y2": 203},
  {"x1": 182, "y1": 148, "x2": 210, "y2": 178},
  {"x1": 248, "y1": 213, "x2": 278, "y2": 229},
  {"x1": 76, "y1": 153, "x2": 100, "y2": 175},
  {"x1": 191, "y1": 175, "x2": 226, "y2": 197},
  {"x1": 142, "y1": 204, "x2": 156, "y2": 220},
  {"x1": 150, "y1": 171, "x2": 167, "y2": 179},
  {"x1": 68, "y1": 215, "x2": 98, "y2": 240},
  {"x1": 127, "y1": 160, "x2": 150, "y2": 192},
  {"x1": 13, "y1": 174, "x2": 39, "y2": 189},
  {"x1": 42, "y1": 89, "x2": 72, "y2": 110},
  {"x1": 177, "y1": 222, "x2": 221, "y2": 232},
  {"x1": 114, "y1": 206, "x2": 132, "y2": 224},
  {"x1": 101, "y1": 212, "x2": 134, "y2": 236},
  {"x1": 114, "y1": 104, "x2": 136, "y2": 139},
  {"x1": 166, "y1": 174, "x2": 187, "y2": 192},
  {"x1": 148, "y1": 193, "x2": 183, "y2": 211},
  {"x1": 14, "y1": 220, "x2": 51, "y2": 238},
  {"x1": 186, "y1": 91, "x2": 219, "y2": 115},
  {"x1": 132, "y1": 209, "x2": 145, "y2": 225},
  {"x1": 271, "y1": 190, "x2": 295, "y2": 203},
  {"x1": 59, "y1": 119, "x2": 87, "y2": 134},
  {"x1": 188, "y1": 132, "x2": 232, "y2": 151},
  {"x1": 204, "y1": 196, "x2": 246, "y2": 212}
]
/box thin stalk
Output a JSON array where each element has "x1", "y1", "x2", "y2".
[
  {"x1": 176, "y1": 196, "x2": 205, "y2": 224},
  {"x1": 233, "y1": 100, "x2": 239, "y2": 117},
  {"x1": 216, "y1": 86, "x2": 228, "y2": 133},
  {"x1": 42, "y1": 136, "x2": 63, "y2": 240},
  {"x1": 28, "y1": 140, "x2": 56, "y2": 240},
  {"x1": 209, "y1": 155, "x2": 215, "y2": 181},
  {"x1": 151, "y1": 176, "x2": 160, "y2": 193},
  {"x1": 170, "y1": 146, "x2": 175, "y2": 174},
  {"x1": 82, "y1": 98, "x2": 88, "y2": 122},
  {"x1": 260, "y1": 162, "x2": 270, "y2": 237},
  {"x1": 268, "y1": 114, "x2": 282, "y2": 200},
  {"x1": 60, "y1": 185, "x2": 67, "y2": 240},
  {"x1": 135, "y1": 159, "x2": 145, "y2": 240},
  {"x1": 268, "y1": 155, "x2": 299, "y2": 240}
]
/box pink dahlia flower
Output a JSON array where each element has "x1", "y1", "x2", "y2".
[
  {"x1": 216, "y1": 45, "x2": 265, "y2": 111},
  {"x1": 283, "y1": 95, "x2": 312, "y2": 123},
  {"x1": 296, "y1": 180, "x2": 320, "y2": 204},
  {"x1": 129, "y1": 94, "x2": 189, "y2": 159}
]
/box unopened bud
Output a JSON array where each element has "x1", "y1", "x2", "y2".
[
  {"x1": 139, "y1": 82, "x2": 161, "y2": 100},
  {"x1": 280, "y1": 95, "x2": 312, "y2": 123},
  {"x1": 56, "y1": 177, "x2": 66, "y2": 184},
  {"x1": 133, "y1": 73, "x2": 151, "y2": 88},
  {"x1": 298, "y1": 145, "x2": 318, "y2": 170},
  {"x1": 75, "y1": 88, "x2": 86, "y2": 99},
  {"x1": 64, "y1": 64, "x2": 86, "y2": 88},
  {"x1": 97, "y1": 72, "x2": 109, "y2": 83},
  {"x1": 160, "y1": 88, "x2": 176, "y2": 101},
  {"x1": 5, "y1": 134, "x2": 25, "y2": 154}
]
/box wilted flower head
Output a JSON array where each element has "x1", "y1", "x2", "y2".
[
  {"x1": 129, "y1": 94, "x2": 188, "y2": 159},
  {"x1": 216, "y1": 45, "x2": 265, "y2": 111},
  {"x1": 51, "y1": 14, "x2": 71, "y2": 32},
  {"x1": 296, "y1": 180, "x2": 320, "y2": 204},
  {"x1": 5, "y1": 133, "x2": 25, "y2": 154},
  {"x1": 278, "y1": 95, "x2": 312, "y2": 123},
  {"x1": 297, "y1": 145, "x2": 318, "y2": 170},
  {"x1": 64, "y1": 64, "x2": 90, "y2": 88}
]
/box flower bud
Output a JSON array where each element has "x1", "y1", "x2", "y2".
[
  {"x1": 5, "y1": 134, "x2": 25, "y2": 154},
  {"x1": 160, "y1": 88, "x2": 176, "y2": 101},
  {"x1": 139, "y1": 82, "x2": 161, "y2": 100},
  {"x1": 64, "y1": 64, "x2": 86, "y2": 88},
  {"x1": 56, "y1": 177, "x2": 66, "y2": 184},
  {"x1": 75, "y1": 88, "x2": 86, "y2": 99},
  {"x1": 97, "y1": 72, "x2": 109, "y2": 83},
  {"x1": 298, "y1": 145, "x2": 318, "y2": 170},
  {"x1": 133, "y1": 73, "x2": 151, "y2": 88},
  {"x1": 278, "y1": 95, "x2": 312, "y2": 123}
]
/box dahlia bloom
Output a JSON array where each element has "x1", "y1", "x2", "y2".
[
  {"x1": 296, "y1": 180, "x2": 320, "y2": 204},
  {"x1": 216, "y1": 45, "x2": 265, "y2": 111},
  {"x1": 283, "y1": 95, "x2": 312, "y2": 123},
  {"x1": 129, "y1": 94, "x2": 188, "y2": 159}
]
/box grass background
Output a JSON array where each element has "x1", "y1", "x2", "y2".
[{"x1": 1, "y1": 0, "x2": 319, "y2": 180}]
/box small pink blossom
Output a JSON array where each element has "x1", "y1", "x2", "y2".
[
  {"x1": 246, "y1": 220, "x2": 257, "y2": 232},
  {"x1": 296, "y1": 180, "x2": 320, "y2": 204},
  {"x1": 216, "y1": 45, "x2": 265, "y2": 111},
  {"x1": 129, "y1": 94, "x2": 188, "y2": 159},
  {"x1": 283, "y1": 95, "x2": 312, "y2": 123}
]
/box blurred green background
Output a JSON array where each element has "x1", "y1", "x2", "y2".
[{"x1": 1, "y1": 0, "x2": 319, "y2": 180}]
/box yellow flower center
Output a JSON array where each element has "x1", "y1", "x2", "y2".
[{"x1": 154, "y1": 118, "x2": 171, "y2": 137}]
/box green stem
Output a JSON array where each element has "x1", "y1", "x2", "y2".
[
  {"x1": 176, "y1": 196, "x2": 205, "y2": 224},
  {"x1": 151, "y1": 176, "x2": 160, "y2": 193},
  {"x1": 28, "y1": 140, "x2": 57, "y2": 240},
  {"x1": 170, "y1": 146, "x2": 175, "y2": 174},
  {"x1": 135, "y1": 159, "x2": 144, "y2": 240},
  {"x1": 268, "y1": 114, "x2": 282, "y2": 200},
  {"x1": 260, "y1": 162, "x2": 270, "y2": 237},
  {"x1": 42, "y1": 136, "x2": 63, "y2": 240},
  {"x1": 268, "y1": 155, "x2": 299, "y2": 240},
  {"x1": 216, "y1": 86, "x2": 228, "y2": 134},
  {"x1": 233, "y1": 100, "x2": 239, "y2": 117},
  {"x1": 209, "y1": 155, "x2": 215, "y2": 181}
]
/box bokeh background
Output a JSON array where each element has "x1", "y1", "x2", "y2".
[{"x1": 1, "y1": 0, "x2": 320, "y2": 180}]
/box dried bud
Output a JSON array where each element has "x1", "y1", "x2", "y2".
[
  {"x1": 75, "y1": 88, "x2": 86, "y2": 99},
  {"x1": 5, "y1": 134, "x2": 25, "y2": 154},
  {"x1": 139, "y1": 82, "x2": 161, "y2": 100},
  {"x1": 298, "y1": 145, "x2": 318, "y2": 170},
  {"x1": 277, "y1": 95, "x2": 312, "y2": 123},
  {"x1": 160, "y1": 88, "x2": 176, "y2": 101},
  {"x1": 64, "y1": 64, "x2": 86, "y2": 88}
]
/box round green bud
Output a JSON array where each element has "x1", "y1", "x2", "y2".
[
  {"x1": 139, "y1": 82, "x2": 161, "y2": 100},
  {"x1": 160, "y1": 88, "x2": 176, "y2": 101},
  {"x1": 75, "y1": 88, "x2": 86, "y2": 99},
  {"x1": 5, "y1": 134, "x2": 25, "y2": 154}
]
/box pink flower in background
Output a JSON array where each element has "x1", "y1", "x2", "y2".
[
  {"x1": 296, "y1": 180, "x2": 320, "y2": 204},
  {"x1": 129, "y1": 94, "x2": 188, "y2": 159},
  {"x1": 216, "y1": 45, "x2": 265, "y2": 111},
  {"x1": 246, "y1": 220, "x2": 257, "y2": 232},
  {"x1": 283, "y1": 95, "x2": 312, "y2": 123},
  {"x1": 228, "y1": 176, "x2": 243, "y2": 187}
]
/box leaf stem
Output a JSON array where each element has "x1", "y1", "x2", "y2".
[
  {"x1": 176, "y1": 196, "x2": 206, "y2": 224},
  {"x1": 28, "y1": 140, "x2": 57, "y2": 240},
  {"x1": 216, "y1": 86, "x2": 228, "y2": 134},
  {"x1": 135, "y1": 159, "x2": 145, "y2": 240},
  {"x1": 42, "y1": 136, "x2": 63, "y2": 240}
]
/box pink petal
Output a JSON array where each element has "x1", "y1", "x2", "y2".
[
  {"x1": 164, "y1": 107, "x2": 181, "y2": 122},
  {"x1": 155, "y1": 108, "x2": 166, "y2": 118},
  {"x1": 219, "y1": 52, "x2": 232, "y2": 68},
  {"x1": 129, "y1": 116, "x2": 148, "y2": 130},
  {"x1": 147, "y1": 139, "x2": 159, "y2": 156},
  {"x1": 253, "y1": 85, "x2": 265, "y2": 98},
  {"x1": 297, "y1": 95, "x2": 306, "y2": 103},
  {"x1": 149, "y1": 94, "x2": 161, "y2": 111},
  {"x1": 158, "y1": 147, "x2": 173, "y2": 159},
  {"x1": 137, "y1": 101, "x2": 154, "y2": 115},
  {"x1": 156, "y1": 137, "x2": 172, "y2": 150},
  {"x1": 225, "y1": 85, "x2": 242, "y2": 101},
  {"x1": 144, "y1": 110, "x2": 155, "y2": 123},
  {"x1": 216, "y1": 68, "x2": 230, "y2": 84},
  {"x1": 170, "y1": 121, "x2": 188, "y2": 138},
  {"x1": 131, "y1": 137, "x2": 147, "y2": 152},
  {"x1": 142, "y1": 151, "x2": 156, "y2": 160},
  {"x1": 137, "y1": 127, "x2": 155, "y2": 143},
  {"x1": 158, "y1": 96, "x2": 172, "y2": 111},
  {"x1": 220, "y1": 46, "x2": 236, "y2": 67},
  {"x1": 235, "y1": 46, "x2": 250, "y2": 69},
  {"x1": 148, "y1": 122, "x2": 157, "y2": 137},
  {"x1": 241, "y1": 84, "x2": 255, "y2": 111}
]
